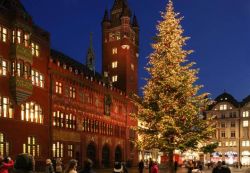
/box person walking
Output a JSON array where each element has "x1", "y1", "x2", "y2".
[
  {"x1": 79, "y1": 159, "x2": 95, "y2": 173},
  {"x1": 221, "y1": 161, "x2": 231, "y2": 173},
  {"x1": 148, "y1": 158, "x2": 153, "y2": 173},
  {"x1": 45, "y1": 159, "x2": 55, "y2": 173},
  {"x1": 113, "y1": 162, "x2": 123, "y2": 173},
  {"x1": 13, "y1": 153, "x2": 35, "y2": 173},
  {"x1": 174, "y1": 161, "x2": 178, "y2": 173},
  {"x1": 64, "y1": 159, "x2": 77, "y2": 173},
  {"x1": 55, "y1": 158, "x2": 63, "y2": 173},
  {"x1": 138, "y1": 160, "x2": 144, "y2": 173},
  {"x1": 212, "y1": 161, "x2": 223, "y2": 173},
  {"x1": 0, "y1": 156, "x2": 14, "y2": 173},
  {"x1": 151, "y1": 162, "x2": 158, "y2": 173},
  {"x1": 186, "y1": 160, "x2": 194, "y2": 173}
]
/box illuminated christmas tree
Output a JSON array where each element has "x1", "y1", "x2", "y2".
[{"x1": 133, "y1": 1, "x2": 215, "y2": 172}]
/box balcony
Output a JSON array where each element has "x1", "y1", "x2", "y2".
[
  {"x1": 10, "y1": 76, "x2": 33, "y2": 105},
  {"x1": 10, "y1": 44, "x2": 33, "y2": 63}
]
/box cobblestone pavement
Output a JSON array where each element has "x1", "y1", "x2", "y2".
[{"x1": 93, "y1": 166, "x2": 249, "y2": 173}]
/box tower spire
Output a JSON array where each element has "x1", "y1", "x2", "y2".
[
  {"x1": 85, "y1": 32, "x2": 95, "y2": 74},
  {"x1": 102, "y1": 9, "x2": 109, "y2": 23},
  {"x1": 132, "y1": 14, "x2": 138, "y2": 27}
]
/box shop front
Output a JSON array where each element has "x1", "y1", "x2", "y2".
[
  {"x1": 211, "y1": 152, "x2": 222, "y2": 163},
  {"x1": 241, "y1": 151, "x2": 250, "y2": 166},
  {"x1": 225, "y1": 151, "x2": 237, "y2": 165}
]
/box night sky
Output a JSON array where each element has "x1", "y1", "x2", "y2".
[{"x1": 20, "y1": 0, "x2": 250, "y2": 101}]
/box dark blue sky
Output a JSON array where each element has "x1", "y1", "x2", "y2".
[{"x1": 20, "y1": 0, "x2": 250, "y2": 101}]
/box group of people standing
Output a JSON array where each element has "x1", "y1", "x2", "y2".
[
  {"x1": 45, "y1": 158, "x2": 95, "y2": 173},
  {"x1": 138, "y1": 159, "x2": 158, "y2": 173},
  {"x1": 212, "y1": 161, "x2": 231, "y2": 173},
  {"x1": 0, "y1": 154, "x2": 95, "y2": 173}
]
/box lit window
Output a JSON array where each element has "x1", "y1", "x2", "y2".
[
  {"x1": 243, "y1": 120, "x2": 249, "y2": 127},
  {"x1": 218, "y1": 142, "x2": 221, "y2": 147},
  {"x1": 66, "y1": 114, "x2": 76, "y2": 129},
  {"x1": 53, "y1": 111, "x2": 76, "y2": 130},
  {"x1": 35, "y1": 71, "x2": 39, "y2": 85},
  {"x1": 243, "y1": 111, "x2": 249, "y2": 117},
  {"x1": 112, "y1": 75, "x2": 118, "y2": 82},
  {"x1": 112, "y1": 48, "x2": 117, "y2": 54},
  {"x1": 69, "y1": 87, "x2": 76, "y2": 99},
  {"x1": 104, "y1": 71, "x2": 108, "y2": 77},
  {"x1": 32, "y1": 43, "x2": 39, "y2": 57},
  {"x1": 2, "y1": 27, "x2": 7, "y2": 42},
  {"x1": 109, "y1": 33, "x2": 115, "y2": 41},
  {"x1": 31, "y1": 70, "x2": 35, "y2": 85},
  {"x1": 21, "y1": 102, "x2": 43, "y2": 124},
  {"x1": 242, "y1": 141, "x2": 250, "y2": 147},
  {"x1": 219, "y1": 104, "x2": 227, "y2": 110},
  {"x1": 24, "y1": 33, "x2": 30, "y2": 47},
  {"x1": 0, "y1": 59, "x2": 7, "y2": 76},
  {"x1": 112, "y1": 61, "x2": 118, "y2": 68},
  {"x1": 0, "y1": 96, "x2": 13, "y2": 118},
  {"x1": 17, "y1": 30, "x2": 21, "y2": 44},
  {"x1": 116, "y1": 32, "x2": 121, "y2": 40},
  {"x1": 0, "y1": 133, "x2": 9, "y2": 156},
  {"x1": 39, "y1": 75, "x2": 44, "y2": 88},
  {"x1": 24, "y1": 65, "x2": 29, "y2": 79},
  {"x1": 68, "y1": 145, "x2": 73, "y2": 157},
  {"x1": 12, "y1": 30, "x2": 15, "y2": 43},
  {"x1": 55, "y1": 82, "x2": 62, "y2": 94},
  {"x1": 52, "y1": 142, "x2": 63, "y2": 158},
  {"x1": 131, "y1": 64, "x2": 134, "y2": 71},
  {"x1": 17, "y1": 62, "x2": 21, "y2": 77},
  {"x1": 23, "y1": 136, "x2": 40, "y2": 157},
  {"x1": 31, "y1": 70, "x2": 44, "y2": 88},
  {"x1": 225, "y1": 142, "x2": 228, "y2": 147}
]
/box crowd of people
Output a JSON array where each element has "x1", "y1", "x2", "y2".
[
  {"x1": 1, "y1": 153, "x2": 246, "y2": 173},
  {"x1": 0, "y1": 154, "x2": 95, "y2": 173}
]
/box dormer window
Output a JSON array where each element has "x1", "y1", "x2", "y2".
[
  {"x1": 75, "y1": 69, "x2": 78, "y2": 74},
  {"x1": 219, "y1": 104, "x2": 227, "y2": 110}
]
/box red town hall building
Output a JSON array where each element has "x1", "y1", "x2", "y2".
[{"x1": 0, "y1": 0, "x2": 139, "y2": 169}]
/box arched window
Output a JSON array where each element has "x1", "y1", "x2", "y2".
[
  {"x1": 21, "y1": 102, "x2": 43, "y2": 123},
  {"x1": 0, "y1": 133, "x2": 9, "y2": 156},
  {"x1": 23, "y1": 136, "x2": 40, "y2": 157}
]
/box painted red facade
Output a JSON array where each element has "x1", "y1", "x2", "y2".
[{"x1": 0, "y1": 0, "x2": 138, "y2": 170}]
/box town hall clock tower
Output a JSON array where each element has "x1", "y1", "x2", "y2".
[{"x1": 102, "y1": 0, "x2": 139, "y2": 96}]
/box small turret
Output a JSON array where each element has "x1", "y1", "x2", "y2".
[
  {"x1": 102, "y1": 9, "x2": 109, "y2": 23},
  {"x1": 85, "y1": 33, "x2": 95, "y2": 74},
  {"x1": 132, "y1": 15, "x2": 139, "y2": 27}
]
